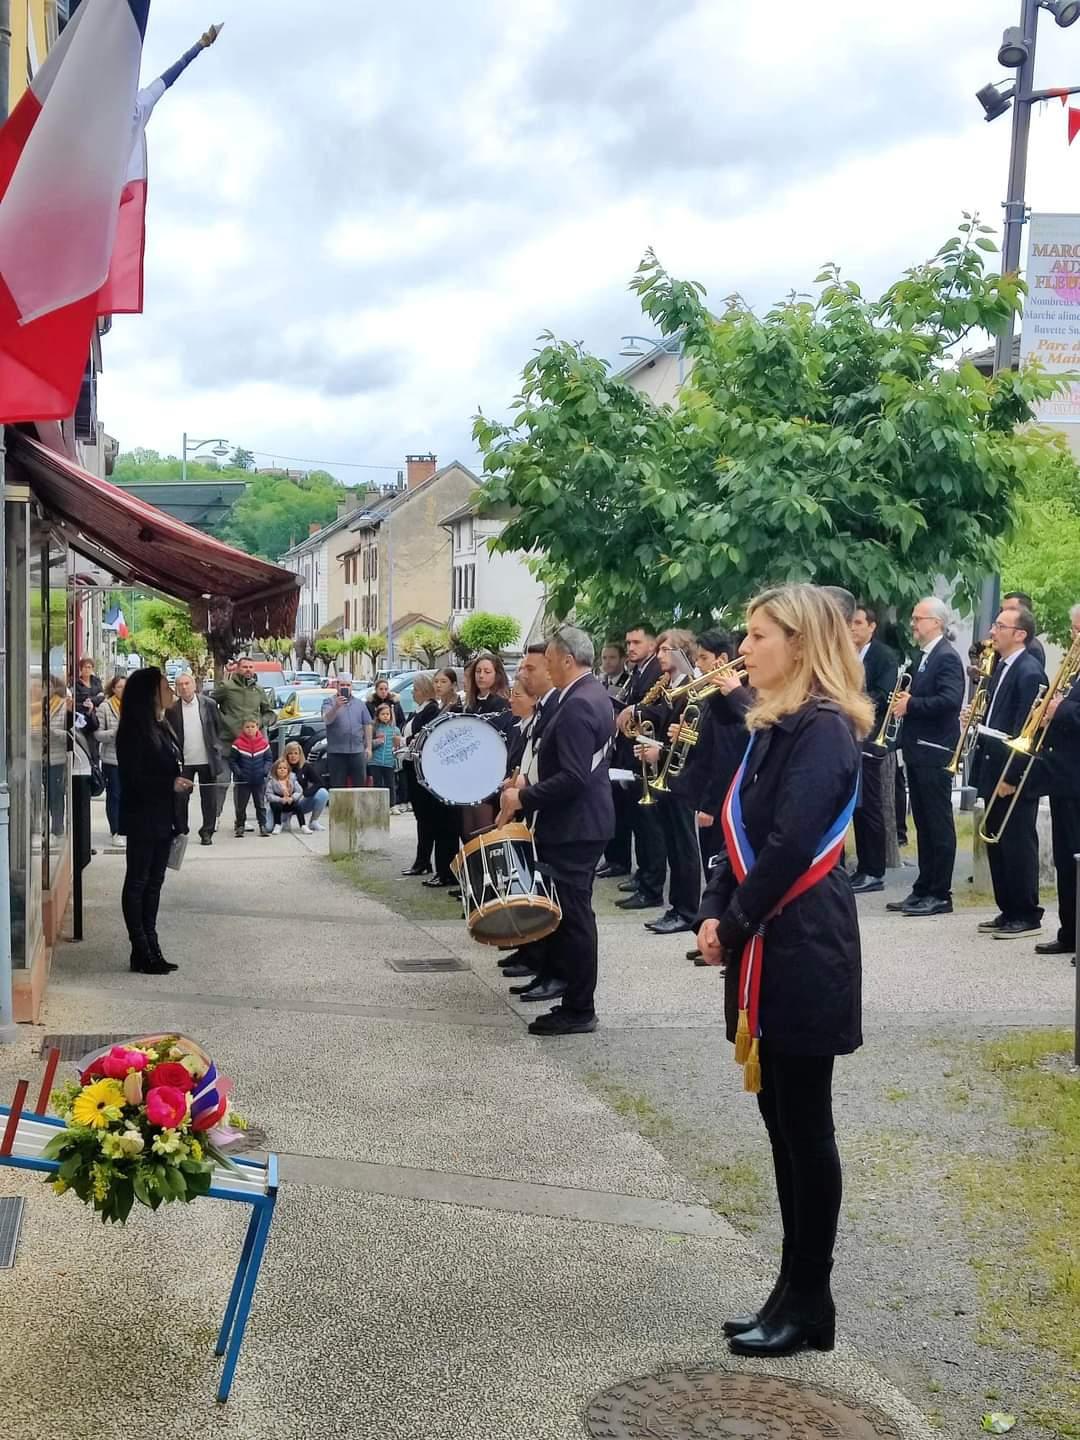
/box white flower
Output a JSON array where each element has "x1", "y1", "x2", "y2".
[{"x1": 118, "y1": 1128, "x2": 144, "y2": 1157}]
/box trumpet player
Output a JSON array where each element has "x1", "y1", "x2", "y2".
[
  {"x1": 1033, "y1": 603, "x2": 1080, "y2": 959},
  {"x1": 607, "y1": 624, "x2": 665, "y2": 899},
  {"x1": 888, "y1": 598, "x2": 964, "y2": 916},
  {"x1": 848, "y1": 605, "x2": 899, "y2": 895},
  {"x1": 970, "y1": 608, "x2": 1046, "y2": 940}
]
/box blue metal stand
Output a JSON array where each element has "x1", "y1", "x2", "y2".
[{"x1": 0, "y1": 1103, "x2": 277, "y2": 1402}]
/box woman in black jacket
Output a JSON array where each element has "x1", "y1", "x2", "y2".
[
  {"x1": 696, "y1": 585, "x2": 873, "y2": 1359},
  {"x1": 116, "y1": 667, "x2": 193, "y2": 975},
  {"x1": 423, "y1": 668, "x2": 465, "y2": 888},
  {"x1": 283, "y1": 739, "x2": 329, "y2": 831},
  {"x1": 370, "y1": 678, "x2": 407, "y2": 730},
  {"x1": 400, "y1": 674, "x2": 441, "y2": 875}
]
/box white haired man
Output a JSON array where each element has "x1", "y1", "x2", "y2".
[{"x1": 889, "y1": 598, "x2": 964, "y2": 916}]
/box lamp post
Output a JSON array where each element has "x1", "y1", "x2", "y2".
[
  {"x1": 618, "y1": 334, "x2": 686, "y2": 384},
  {"x1": 180, "y1": 433, "x2": 231, "y2": 483}
]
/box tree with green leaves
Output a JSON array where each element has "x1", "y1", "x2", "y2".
[
  {"x1": 475, "y1": 218, "x2": 1076, "y2": 634},
  {"x1": 229, "y1": 447, "x2": 256, "y2": 471},
  {"x1": 454, "y1": 612, "x2": 521, "y2": 656},
  {"x1": 129, "y1": 599, "x2": 209, "y2": 673},
  {"x1": 1002, "y1": 444, "x2": 1080, "y2": 644},
  {"x1": 399, "y1": 625, "x2": 450, "y2": 667}
]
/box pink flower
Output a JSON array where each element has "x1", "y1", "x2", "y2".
[
  {"x1": 145, "y1": 1085, "x2": 188, "y2": 1130},
  {"x1": 147, "y1": 1062, "x2": 194, "y2": 1092},
  {"x1": 101, "y1": 1046, "x2": 149, "y2": 1080}
]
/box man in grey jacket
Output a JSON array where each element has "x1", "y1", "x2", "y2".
[
  {"x1": 168, "y1": 674, "x2": 228, "y2": 844},
  {"x1": 321, "y1": 675, "x2": 373, "y2": 789}
]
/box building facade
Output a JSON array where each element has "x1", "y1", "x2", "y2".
[
  {"x1": 279, "y1": 502, "x2": 371, "y2": 652},
  {"x1": 440, "y1": 499, "x2": 547, "y2": 654}
]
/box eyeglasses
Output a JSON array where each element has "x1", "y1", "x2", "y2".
[{"x1": 990, "y1": 622, "x2": 1021, "y2": 632}]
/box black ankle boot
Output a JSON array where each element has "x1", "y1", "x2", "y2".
[
  {"x1": 129, "y1": 941, "x2": 165, "y2": 974},
  {"x1": 147, "y1": 935, "x2": 178, "y2": 973},
  {"x1": 727, "y1": 1280, "x2": 835, "y2": 1357},
  {"x1": 723, "y1": 1241, "x2": 790, "y2": 1337}
]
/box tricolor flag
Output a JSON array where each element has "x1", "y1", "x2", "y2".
[
  {"x1": 105, "y1": 605, "x2": 130, "y2": 639},
  {"x1": 0, "y1": 0, "x2": 151, "y2": 423}
]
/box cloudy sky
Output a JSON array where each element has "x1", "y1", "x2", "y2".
[{"x1": 99, "y1": 0, "x2": 1080, "y2": 480}]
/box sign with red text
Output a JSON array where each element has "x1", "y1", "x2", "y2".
[{"x1": 1021, "y1": 213, "x2": 1080, "y2": 422}]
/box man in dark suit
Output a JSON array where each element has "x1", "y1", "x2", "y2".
[
  {"x1": 1033, "y1": 605, "x2": 1080, "y2": 958},
  {"x1": 889, "y1": 597, "x2": 964, "y2": 916},
  {"x1": 607, "y1": 624, "x2": 666, "y2": 904},
  {"x1": 498, "y1": 627, "x2": 615, "y2": 1035},
  {"x1": 849, "y1": 604, "x2": 899, "y2": 894},
  {"x1": 1003, "y1": 591, "x2": 1047, "y2": 668},
  {"x1": 597, "y1": 641, "x2": 632, "y2": 875},
  {"x1": 971, "y1": 607, "x2": 1047, "y2": 939}
]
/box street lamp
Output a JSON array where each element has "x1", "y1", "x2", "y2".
[
  {"x1": 618, "y1": 334, "x2": 661, "y2": 358},
  {"x1": 181, "y1": 433, "x2": 231, "y2": 483},
  {"x1": 618, "y1": 333, "x2": 687, "y2": 384}
]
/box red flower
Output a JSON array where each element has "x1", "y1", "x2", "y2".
[
  {"x1": 147, "y1": 1062, "x2": 194, "y2": 1092},
  {"x1": 145, "y1": 1085, "x2": 188, "y2": 1130},
  {"x1": 79, "y1": 1056, "x2": 108, "y2": 1084},
  {"x1": 191, "y1": 1097, "x2": 227, "y2": 1133}
]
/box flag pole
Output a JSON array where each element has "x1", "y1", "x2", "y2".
[{"x1": 0, "y1": 0, "x2": 15, "y2": 1040}]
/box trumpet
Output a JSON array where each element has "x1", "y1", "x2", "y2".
[
  {"x1": 979, "y1": 633, "x2": 1080, "y2": 844},
  {"x1": 635, "y1": 720, "x2": 659, "y2": 806},
  {"x1": 946, "y1": 639, "x2": 996, "y2": 777},
  {"x1": 866, "y1": 663, "x2": 912, "y2": 755},
  {"x1": 650, "y1": 659, "x2": 748, "y2": 794},
  {"x1": 662, "y1": 657, "x2": 748, "y2": 705}
]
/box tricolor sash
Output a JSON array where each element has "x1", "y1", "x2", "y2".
[{"x1": 720, "y1": 733, "x2": 858, "y2": 1094}]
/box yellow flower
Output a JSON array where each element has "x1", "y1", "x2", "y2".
[
  {"x1": 188, "y1": 1139, "x2": 203, "y2": 1162},
  {"x1": 70, "y1": 1078, "x2": 126, "y2": 1130},
  {"x1": 51, "y1": 1178, "x2": 68, "y2": 1195}
]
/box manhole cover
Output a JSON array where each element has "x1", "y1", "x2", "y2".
[
  {"x1": 384, "y1": 956, "x2": 468, "y2": 973},
  {"x1": 38, "y1": 1033, "x2": 131, "y2": 1062},
  {"x1": 585, "y1": 1370, "x2": 902, "y2": 1439},
  {"x1": 0, "y1": 1198, "x2": 25, "y2": 1269}
]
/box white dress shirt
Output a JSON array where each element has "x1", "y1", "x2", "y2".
[{"x1": 180, "y1": 696, "x2": 209, "y2": 766}]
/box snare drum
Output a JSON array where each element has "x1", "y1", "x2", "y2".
[
  {"x1": 451, "y1": 823, "x2": 562, "y2": 948},
  {"x1": 413, "y1": 711, "x2": 507, "y2": 806}
]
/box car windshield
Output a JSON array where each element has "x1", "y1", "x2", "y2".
[{"x1": 279, "y1": 690, "x2": 335, "y2": 716}]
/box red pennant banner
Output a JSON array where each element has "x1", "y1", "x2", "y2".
[{"x1": 1069, "y1": 106, "x2": 1080, "y2": 144}]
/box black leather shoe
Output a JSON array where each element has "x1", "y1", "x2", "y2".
[
  {"x1": 422, "y1": 876, "x2": 452, "y2": 888},
  {"x1": 402, "y1": 864, "x2": 432, "y2": 876},
  {"x1": 529, "y1": 1007, "x2": 598, "y2": 1036},
  {"x1": 686, "y1": 948, "x2": 702, "y2": 961},
  {"x1": 501, "y1": 962, "x2": 537, "y2": 978},
  {"x1": 645, "y1": 914, "x2": 693, "y2": 935},
  {"x1": 447, "y1": 888, "x2": 463, "y2": 901},
  {"x1": 978, "y1": 913, "x2": 1007, "y2": 932},
  {"x1": 727, "y1": 1288, "x2": 835, "y2": 1357},
  {"x1": 511, "y1": 978, "x2": 566, "y2": 1002},
  {"x1": 498, "y1": 951, "x2": 523, "y2": 968},
  {"x1": 616, "y1": 892, "x2": 662, "y2": 911},
  {"x1": 130, "y1": 951, "x2": 175, "y2": 976},
  {"x1": 723, "y1": 1256, "x2": 790, "y2": 1337},
  {"x1": 693, "y1": 955, "x2": 722, "y2": 969},
  {"x1": 993, "y1": 919, "x2": 1042, "y2": 940},
  {"x1": 596, "y1": 864, "x2": 629, "y2": 879},
  {"x1": 617, "y1": 879, "x2": 639, "y2": 894},
  {"x1": 885, "y1": 891, "x2": 919, "y2": 912},
  {"x1": 902, "y1": 896, "x2": 953, "y2": 916},
  {"x1": 850, "y1": 874, "x2": 884, "y2": 894},
  {"x1": 1035, "y1": 939, "x2": 1073, "y2": 955},
  {"x1": 199, "y1": 833, "x2": 213, "y2": 846},
  {"x1": 147, "y1": 938, "x2": 179, "y2": 973}
]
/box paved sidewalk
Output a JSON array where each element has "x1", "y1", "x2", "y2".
[{"x1": 2, "y1": 810, "x2": 1053, "y2": 1439}]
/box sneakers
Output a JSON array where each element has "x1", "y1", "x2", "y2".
[
  {"x1": 272, "y1": 824, "x2": 282, "y2": 834},
  {"x1": 993, "y1": 919, "x2": 1043, "y2": 940},
  {"x1": 978, "y1": 914, "x2": 1006, "y2": 932},
  {"x1": 310, "y1": 820, "x2": 325, "y2": 832},
  {"x1": 109, "y1": 833, "x2": 125, "y2": 847}
]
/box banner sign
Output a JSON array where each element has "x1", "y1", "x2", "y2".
[{"x1": 1020, "y1": 212, "x2": 1080, "y2": 422}]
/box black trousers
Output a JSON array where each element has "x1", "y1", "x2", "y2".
[
  {"x1": 1050, "y1": 794, "x2": 1080, "y2": 947},
  {"x1": 121, "y1": 828, "x2": 173, "y2": 953},
  {"x1": 698, "y1": 816, "x2": 724, "y2": 875},
  {"x1": 604, "y1": 782, "x2": 634, "y2": 869},
  {"x1": 180, "y1": 763, "x2": 219, "y2": 838},
  {"x1": 233, "y1": 783, "x2": 268, "y2": 831},
  {"x1": 985, "y1": 790, "x2": 1042, "y2": 925},
  {"x1": 894, "y1": 761, "x2": 908, "y2": 843},
  {"x1": 631, "y1": 796, "x2": 666, "y2": 901},
  {"x1": 757, "y1": 1049, "x2": 841, "y2": 1293},
  {"x1": 852, "y1": 752, "x2": 886, "y2": 878},
  {"x1": 328, "y1": 751, "x2": 367, "y2": 789},
  {"x1": 540, "y1": 841, "x2": 605, "y2": 1018},
  {"x1": 406, "y1": 762, "x2": 436, "y2": 869},
  {"x1": 657, "y1": 791, "x2": 700, "y2": 920},
  {"x1": 906, "y1": 763, "x2": 955, "y2": 900},
  {"x1": 433, "y1": 799, "x2": 460, "y2": 882}
]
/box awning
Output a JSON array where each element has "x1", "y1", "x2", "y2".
[{"x1": 7, "y1": 429, "x2": 300, "y2": 639}]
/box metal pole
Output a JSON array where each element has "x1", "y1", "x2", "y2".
[
  {"x1": 181, "y1": 431, "x2": 187, "y2": 484},
  {"x1": 385, "y1": 512, "x2": 394, "y2": 673},
  {"x1": 994, "y1": 0, "x2": 1039, "y2": 374},
  {"x1": 0, "y1": 0, "x2": 14, "y2": 1038}
]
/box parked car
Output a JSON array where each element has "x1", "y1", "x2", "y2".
[
  {"x1": 267, "y1": 687, "x2": 338, "y2": 756},
  {"x1": 306, "y1": 735, "x2": 330, "y2": 787},
  {"x1": 283, "y1": 669, "x2": 323, "y2": 687},
  {"x1": 362, "y1": 670, "x2": 435, "y2": 717}
]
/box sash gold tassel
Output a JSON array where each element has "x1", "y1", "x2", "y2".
[
  {"x1": 743, "y1": 1037, "x2": 762, "y2": 1094},
  {"x1": 734, "y1": 1009, "x2": 751, "y2": 1066}
]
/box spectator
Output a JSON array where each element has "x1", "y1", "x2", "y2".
[
  {"x1": 115, "y1": 667, "x2": 191, "y2": 975},
  {"x1": 229, "y1": 718, "x2": 273, "y2": 837},
  {"x1": 212, "y1": 654, "x2": 276, "y2": 744},
  {"x1": 321, "y1": 674, "x2": 373, "y2": 789},
  {"x1": 424, "y1": 669, "x2": 464, "y2": 889},
  {"x1": 400, "y1": 674, "x2": 440, "y2": 875},
  {"x1": 283, "y1": 740, "x2": 329, "y2": 832},
  {"x1": 167, "y1": 672, "x2": 227, "y2": 846},
  {"x1": 75, "y1": 655, "x2": 103, "y2": 716},
  {"x1": 266, "y1": 757, "x2": 304, "y2": 833},
  {"x1": 370, "y1": 677, "x2": 406, "y2": 728},
  {"x1": 95, "y1": 675, "x2": 125, "y2": 846},
  {"x1": 370, "y1": 701, "x2": 402, "y2": 804}
]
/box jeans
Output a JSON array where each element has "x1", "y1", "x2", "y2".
[
  {"x1": 369, "y1": 764, "x2": 397, "y2": 805},
  {"x1": 298, "y1": 788, "x2": 329, "y2": 824},
  {"x1": 121, "y1": 828, "x2": 173, "y2": 955},
  {"x1": 328, "y1": 752, "x2": 367, "y2": 789},
  {"x1": 757, "y1": 1050, "x2": 842, "y2": 1292},
  {"x1": 103, "y1": 762, "x2": 122, "y2": 836}
]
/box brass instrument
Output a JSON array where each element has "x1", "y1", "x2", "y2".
[
  {"x1": 978, "y1": 633, "x2": 1080, "y2": 844},
  {"x1": 623, "y1": 675, "x2": 670, "y2": 739},
  {"x1": 866, "y1": 663, "x2": 912, "y2": 755},
  {"x1": 946, "y1": 640, "x2": 996, "y2": 777},
  {"x1": 650, "y1": 658, "x2": 749, "y2": 794},
  {"x1": 636, "y1": 720, "x2": 659, "y2": 806}
]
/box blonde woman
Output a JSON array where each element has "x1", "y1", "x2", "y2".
[
  {"x1": 96, "y1": 674, "x2": 126, "y2": 844},
  {"x1": 697, "y1": 584, "x2": 873, "y2": 1359}
]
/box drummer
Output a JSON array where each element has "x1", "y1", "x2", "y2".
[
  {"x1": 461, "y1": 653, "x2": 513, "y2": 834},
  {"x1": 423, "y1": 669, "x2": 465, "y2": 891}
]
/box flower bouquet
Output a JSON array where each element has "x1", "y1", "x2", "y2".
[{"x1": 44, "y1": 1035, "x2": 246, "y2": 1225}]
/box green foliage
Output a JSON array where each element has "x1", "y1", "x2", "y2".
[
  {"x1": 455, "y1": 612, "x2": 521, "y2": 656},
  {"x1": 229, "y1": 447, "x2": 256, "y2": 471},
  {"x1": 475, "y1": 218, "x2": 1077, "y2": 632},
  {"x1": 219, "y1": 473, "x2": 348, "y2": 561},
  {"x1": 130, "y1": 599, "x2": 208, "y2": 672},
  {"x1": 1001, "y1": 444, "x2": 1080, "y2": 644},
  {"x1": 399, "y1": 625, "x2": 449, "y2": 667}
]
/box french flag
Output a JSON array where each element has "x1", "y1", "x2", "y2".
[
  {"x1": 0, "y1": 0, "x2": 151, "y2": 424},
  {"x1": 105, "y1": 604, "x2": 129, "y2": 639}
]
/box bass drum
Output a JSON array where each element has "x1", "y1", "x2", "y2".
[
  {"x1": 413, "y1": 711, "x2": 507, "y2": 806},
  {"x1": 451, "y1": 823, "x2": 562, "y2": 948}
]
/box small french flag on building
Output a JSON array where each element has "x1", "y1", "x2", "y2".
[
  {"x1": 105, "y1": 604, "x2": 129, "y2": 639},
  {"x1": 0, "y1": 0, "x2": 151, "y2": 423}
]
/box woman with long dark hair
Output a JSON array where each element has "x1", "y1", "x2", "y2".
[
  {"x1": 116, "y1": 667, "x2": 192, "y2": 975},
  {"x1": 463, "y1": 653, "x2": 510, "y2": 715},
  {"x1": 697, "y1": 585, "x2": 873, "y2": 1358}
]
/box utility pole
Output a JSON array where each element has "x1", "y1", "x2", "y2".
[
  {"x1": 0, "y1": 0, "x2": 15, "y2": 1037},
  {"x1": 994, "y1": 0, "x2": 1040, "y2": 375}
]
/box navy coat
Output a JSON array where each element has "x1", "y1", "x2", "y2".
[
  {"x1": 900, "y1": 640, "x2": 964, "y2": 770},
  {"x1": 970, "y1": 647, "x2": 1047, "y2": 801},
  {"x1": 1033, "y1": 679, "x2": 1080, "y2": 799},
  {"x1": 696, "y1": 700, "x2": 863, "y2": 1057},
  {"x1": 520, "y1": 673, "x2": 615, "y2": 872},
  {"x1": 670, "y1": 686, "x2": 752, "y2": 817},
  {"x1": 861, "y1": 639, "x2": 899, "y2": 749}
]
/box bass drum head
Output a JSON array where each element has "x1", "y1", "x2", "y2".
[
  {"x1": 416, "y1": 712, "x2": 507, "y2": 805},
  {"x1": 470, "y1": 898, "x2": 562, "y2": 947}
]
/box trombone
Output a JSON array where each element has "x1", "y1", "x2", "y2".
[
  {"x1": 635, "y1": 720, "x2": 659, "y2": 806},
  {"x1": 946, "y1": 639, "x2": 996, "y2": 777},
  {"x1": 866, "y1": 663, "x2": 911, "y2": 756},
  {"x1": 650, "y1": 658, "x2": 748, "y2": 794},
  {"x1": 979, "y1": 632, "x2": 1080, "y2": 844}
]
